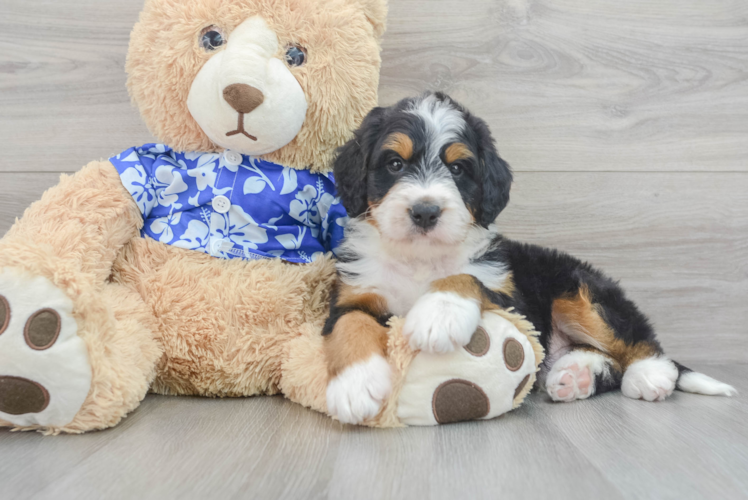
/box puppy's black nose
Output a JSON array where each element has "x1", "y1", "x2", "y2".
[{"x1": 410, "y1": 203, "x2": 442, "y2": 231}]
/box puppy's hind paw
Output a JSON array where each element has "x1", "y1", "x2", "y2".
[
  {"x1": 622, "y1": 357, "x2": 677, "y2": 402},
  {"x1": 326, "y1": 355, "x2": 392, "y2": 425}
]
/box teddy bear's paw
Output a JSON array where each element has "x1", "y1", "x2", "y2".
[
  {"x1": 326, "y1": 354, "x2": 392, "y2": 425},
  {"x1": 622, "y1": 357, "x2": 678, "y2": 402},
  {"x1": 397, "y1": 311, "x2": 537, "y2": 426},
  {"x1": 0, "y1": 269, "x2": 91, "y2": 427},
  {"x1": 403, "y1": 292, "x2": 481, "y2": 354}
]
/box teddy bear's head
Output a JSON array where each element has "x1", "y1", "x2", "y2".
[{"x1": 127, "y1": 0, "x2": 387, "y2": 172}]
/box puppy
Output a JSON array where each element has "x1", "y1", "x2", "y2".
[{"x1": 323, "y1": 92, "x2": 736, "y2": 424}]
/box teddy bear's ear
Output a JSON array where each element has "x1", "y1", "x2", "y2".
[{"x1": 355, "y1": 0, "x2": 388, "y2": 38}]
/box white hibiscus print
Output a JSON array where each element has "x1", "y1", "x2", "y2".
[
  {"x1": 175, "y1": 219, "x2": 211, "y2": 252},
  {"x1": 187, "y1": 163, "x2": 218, "y2": 191},
  {"x1": 150, "y1": 212, "x2": 182, "y2": 244},
  {"x1": 289, "y1": 183, "x2": 336, "y2": 238},
  {"x1": 211, "y1": 205, "x2": 268, "y2": 251},
  {"x1": 120, "y1": 164, "x2": 157, "y2": 216},
  {"x1": 154, "y1": 166, "x2": 189, "y2": 209},
  {"x1": 275, "y1": 227, "x2": 308, "y2": 251}
]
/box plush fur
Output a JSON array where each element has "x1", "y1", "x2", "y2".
[{"x1": 128, "y1": 0, "x2": 386, "y2": 172}]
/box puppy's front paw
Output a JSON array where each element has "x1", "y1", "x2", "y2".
[
  {"x1": 403, "y1": 292, "x2": 482, "y2": 354},
  {"x1": 326, "y1": 355, "x2": 392, "y2": 425}
]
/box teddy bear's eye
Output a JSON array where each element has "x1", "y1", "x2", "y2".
[
  {"x1": 200, "y1": 26, "x2": 226, "y2": 51},
  {"x1": 285, "y1": 45, "x2": 307, "y2": 67}
]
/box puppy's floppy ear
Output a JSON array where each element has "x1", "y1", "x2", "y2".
[
  {"x1": 334, "y1": 107, "x2": 386, "y2": 218},
  {"x1": 469, "y1": 114, "x2": 513, "y2": 227}
]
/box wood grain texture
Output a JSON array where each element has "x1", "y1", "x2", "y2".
[
  {"x1": 1, "y1": 0, "x2": 747, "y2": 172},
  {"x1": 380, "y1": 0, "x2": 748, "y2": 172},
  {"x1": 1, "y1": 364, "x2": 746, "y2": 500},
  {"x1": 0, "y1": 0, "x2": 154, "y2": 173}
]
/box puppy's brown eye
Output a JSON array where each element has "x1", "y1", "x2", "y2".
[
  {"x1": 200, "y1": 26, "x2": 225, "y2": 51},
  {"x1": 449, "y1": 164, "x2": 464, "y2": 176},
  {"x1": 387, "y1": 158, "x2": 404, "y2": 173}
]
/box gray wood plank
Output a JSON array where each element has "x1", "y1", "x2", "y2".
[
  {"x1": 380, "y1": 0, "x2": 748, "y2": 172},
  {"x1": 530, "y1": 362, "x2": 748, "y2": 500},
  {"x1": 2, "y1": 0, "x2": 747, "y2": 172},
  {"x1": 26, "y1": 396, "x2": 342, "y2": 500},
  {"x1": 1, "y1": 365, "x2": 744, "y2": 500},
  {"x1": 0, "y1": 0, "x2": 155, "y2": 173},
  {"x1": 327, "y1": 405, "x2": 623, "y2": 500},
  {"x1": 2, "y1": 171, "x2": 745, "y2": 362}
]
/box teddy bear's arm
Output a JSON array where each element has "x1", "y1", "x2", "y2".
[{"x1": 0, "y1": 161, "x2": 143, "y2": 282}]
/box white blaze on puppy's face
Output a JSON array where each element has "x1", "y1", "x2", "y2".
[
  {"x1": 371, "y1": 175, "x2": 474, "y2": 246},
  {"x1": 187, "y1": 16, "x2": 308, "y2": 156}
]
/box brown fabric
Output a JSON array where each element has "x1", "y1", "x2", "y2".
[
  {"x1": 223, "y1": 83, "x2": 264, "y2": 114},
  {"x1": 0, "y1": 295, "x2": 9, "y2": 335},
  {"x1": 503, "y1": 338, "x2": 524, "y2": 371},
  {"x1": 0, "y1": 376, "x2": 50, "y2": 415},
  {"x1": 514, "y1": 374, "x2": 531, "y2": 400},
  {"x1": 463, "y1": 327, "x2": 490, "y2": 357},
  {"x1": 24, "y1": 308, "x2": 61, "y2": 351},
  {"x1": 432, "y1": 379, "x2": 490, "y2": 424}
]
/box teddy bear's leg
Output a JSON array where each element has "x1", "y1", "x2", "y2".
[
  {"x1": 0, "y1": 275, "x2": 161, "y2": 433},
  {"x1": 0, "y1": 161, "x2": 159, "y2": 433}
]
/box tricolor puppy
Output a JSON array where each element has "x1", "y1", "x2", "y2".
[{"x1": 324, "y1": 92, "x2": 737, "y2": 425}]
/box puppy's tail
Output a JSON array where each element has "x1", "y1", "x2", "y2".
[{"x1": 673, "y1": 360, "x2": 738, "y2": 396}]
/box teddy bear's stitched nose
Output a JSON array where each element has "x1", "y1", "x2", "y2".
[{"x1": 223, "y1": 84, "x2": 264, "y2": 114}]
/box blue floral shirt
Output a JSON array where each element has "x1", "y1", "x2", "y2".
[{"x1": 110, "y1": 144, "x2": 348, "y2": 263}]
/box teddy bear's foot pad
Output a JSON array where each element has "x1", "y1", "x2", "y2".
[
  {"x1": 0, "y1": 269, "x2": 91, "y2": 427},
  {"x1": 397, "y1": 311, "x2": 537, "y2": 426}
]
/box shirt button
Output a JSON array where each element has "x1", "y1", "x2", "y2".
[
  {"x1": 223, "y1": 150, "x2": 243, "y2": 166},
  {"x1": 213, "y1": 195, "x2": 231, "y2": 214}
]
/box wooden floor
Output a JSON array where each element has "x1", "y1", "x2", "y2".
[
  {"x1": 1, "y1": 363, "x2": 745, "y2": 500},
  {"x1": 1, "y1": 0, "x2": 747, "y2": 498}
]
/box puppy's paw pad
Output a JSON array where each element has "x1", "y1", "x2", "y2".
[
  {"x1": 403, "y1": 292, "x2": 481, "y2": 354},
  {"x1": 547, "y1": 363, "x2": 593, "y2": 402},
  {"x1": 622, "y1": 357, "x2": 677, "y2": 402},
  {"x1": 326, "y1": 355, "x2": 392, "y2": 425}
]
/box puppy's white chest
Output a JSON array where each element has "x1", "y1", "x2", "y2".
[{"x1": 369, "y1": 257, "x2": 469, "y2": 317}]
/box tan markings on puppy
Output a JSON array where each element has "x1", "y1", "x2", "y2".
[
  {"x1": 382, "y1": 132, "x2": 414, "y2": 160},
  {"x1": 444, "y1": 142, "x2": 474, "y2": 165},
  {"x1": 552, "y1": 286, "x2": 658, "y2": 370},
  {"x1": 430, "y1": 274, "x2": 496, "y2": 311},
  {"x1": 336, "y1": 283, "x2": 389, "y2": 318},
  {"x1": 324, "y1": 311, "x2": 389, "y2": 377}
]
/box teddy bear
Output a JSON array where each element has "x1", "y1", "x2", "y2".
[{"x1": 0, "y1": 0, "x2": 542, "y2": 434}]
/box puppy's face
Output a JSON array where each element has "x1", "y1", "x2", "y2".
[{"x1": 334, "y1": 92, "x2": 513, "y2": 247}]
